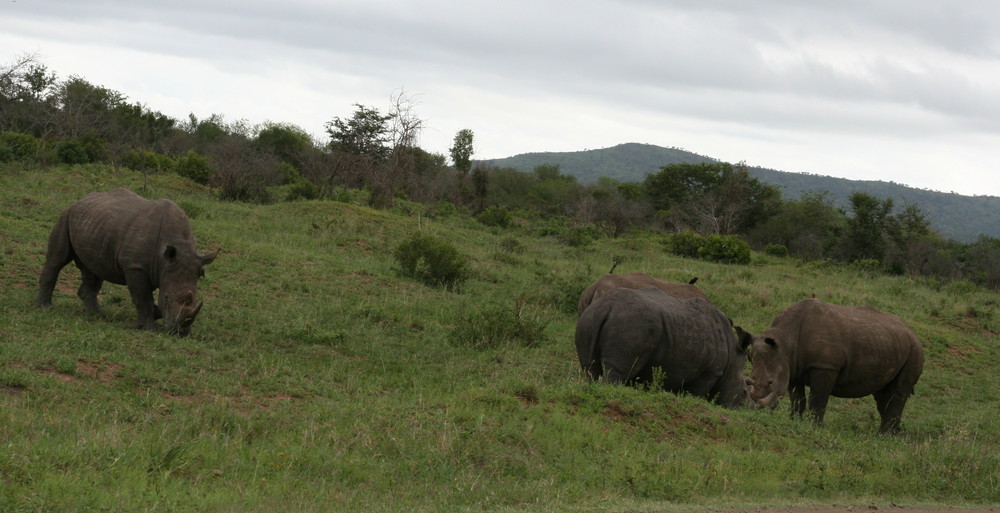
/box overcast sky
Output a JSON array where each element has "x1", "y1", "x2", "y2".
[{"x1": 3, "y1": 1, "x2": 1000, "y2": 197}]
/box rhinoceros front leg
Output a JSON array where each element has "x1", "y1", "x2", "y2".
[
  {"x1": 76, "y1": 262, "x2": 105, "y2": 314},
  {"x1": 805, "y1": 370, "x2": 838, "y2": 425},
  {"x1": 124, "y1": 270, "x2": 158, "y2": 331},
  {"x1": 789, "y1": 383, "x2": 807, "y2": 419}
]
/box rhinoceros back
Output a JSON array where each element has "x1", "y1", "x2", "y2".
[
  {"x1": 63, "y1": 189, "x2": 194, "y2": 286},
  {"x1": 576, "y1": 287, "x2": 745, "y2": 405}
]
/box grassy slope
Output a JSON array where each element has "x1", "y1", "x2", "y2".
[{"x1": 1, "y1": 165, "x2": 998, "y2": 513}]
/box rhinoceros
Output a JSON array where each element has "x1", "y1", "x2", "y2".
[
  {"x1": 746, "y1": 298, "x2": 924, "y2": 433},
  {"x1": 575, "y1": 287, "x2": 753, "y2": 408},
  {"x1": 577, "y1": 272, "x2": 708, "y2": 315},
  {"x1": 34, "y1": 188, "x2": 218, "y2": 336}
]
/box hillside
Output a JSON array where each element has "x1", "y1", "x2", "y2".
[
  {"x1": 484, "y1": 143, "x2": 1000, "y2": 243},
  {"x1": 1, "y1": 165, "x2": 998, "y2": 512}
]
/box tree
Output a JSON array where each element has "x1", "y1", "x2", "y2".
[
  {"x1": 842, "y1": 192, "x2": 895, "y2": 262},
  {"x1": 254, "y1": 122, "x2": 313, "y2": 169},
  {"x1": 0, "y1": 53, "x2": 58, "y2": 135},
  {"x1": 450, "y1": 129, "x2": 474, "y2": 176},
  {"x1": 748, "y1": 190, "x2": 844, "y2": 260},
  {"x1": 645, "y1": 162, "x2": 779, "y2": 235},
  {"x1": 325, "y1": 104, "x2": 394, "y2": 161},
  {"x1": 582, "y1": 180, "x2": 651, "y2": 238}
]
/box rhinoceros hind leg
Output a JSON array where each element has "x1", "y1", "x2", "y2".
[
  {"x1": 75, "y1": 262, "x2": 105, "y2": 314},
  {"x1": 35, "y1": 249, "x2": 73, "y2": 308},
  {"x1": 873, "y1": 387, "x2": 907, "y2": 434}
]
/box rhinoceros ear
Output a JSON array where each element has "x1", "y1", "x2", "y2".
[
  {"x1": 735, "y1": 326, "x2": 754, "y2": 351},
  {"x1": 201, "y1": 248, "x2": 220, "y2": 266}
]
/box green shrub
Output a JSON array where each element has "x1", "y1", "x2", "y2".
[
  {"x1": 0, "y1": 144, "x2": 13, "y2": 163},
  {"x1": 698, "y1": 234, "x2": 752, "y2": 264},
  {"x1": 765, "y1": 243, "x2": 789, "y2": 257},
  {"x1": 449, "y1": 298, "x2": 548, "y2": 349},
  {"x1": 175, "y1": 150, "x2": 213, "y2": 184},
  {"x1": 537, "y1": 269, "x2": 594, "y2": 315},
  {"x1": 0, "y1": 131, "x2": 40, "y2": 160},
  {"x1": 278, "y1": 162, "x2": 300, "y2": 185},
  {"x1": 560, "y1": 225, "x2": 599, "y2": 247},
  {"x1": 119, "y1": 149, "x2": 175, "y2": 173},
  {"x1": 393, "y1": 233, "x2": 469, "y2": 290},
  {"x1": 476, "y1": 205, "x2": 513, "y2": 228},
  {"x1": 78, "y1": 134, "x2": 107, "y2": 162},
  {"x1": 425, "y1": 201, "x2": 458, "y2": 219},
  {"x1": 667, "y1": 230, "x2": 705, "y2": 259},
  {"x1": 533, "y1": 217, "x2": 570, "y2": 237},
  {"x1": 851, "y1": 258, "x2": 882, "y2": 274},
  {"x1": 56, "y1": 140, "x2": 89, "y2": 164},
  {"x1": 286, "y1": 179, "x2": 320, "y2": 201},
  {"x1": 216, "y1": 182, "x2": 273, "y2": 204},
  {"x1": 497, "y1": 236, "x2": 526, "y2": 254}
]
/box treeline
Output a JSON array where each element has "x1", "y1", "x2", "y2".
[{"x1": 2, "y1": 54, "x2": 997, "y2": 289}]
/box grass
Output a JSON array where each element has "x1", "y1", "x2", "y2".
[{"x1": 1, "y1": 163, "x2": 998, "y2": 512}]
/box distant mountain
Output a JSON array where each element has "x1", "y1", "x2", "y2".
[{"x1": 483, "y1": 143, "x2": 1000, "y2": 243}]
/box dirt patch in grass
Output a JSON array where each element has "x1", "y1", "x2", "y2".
[
  {"x1": 75, "y1": 360, "x2": 123, "y2": 384},
  {"x1": 1, "y1": 385, "x2": 26, "y2": 398}
]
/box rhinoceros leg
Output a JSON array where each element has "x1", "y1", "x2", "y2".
[
  {"x1": 35, "y1": 257, "x2": 70, "y2": 307},
  {"x1": 75, "y1": 262, "x2": 104, "y2": 313},
  {"x1": 35, "y1": 219, "x2": 74, "y2": 308},
  {"x1": 805, "y1": 370, "x2": 838, "y2": 425},
  {"x1": 873, "y1": 388, "x2": 907, "y2": 434},
  {"x1": 789, "y1": 383, "x2": 807, "y2": 419},
  {"x1": 124, "y1": 269, "x2": 157, "y2": 331}
]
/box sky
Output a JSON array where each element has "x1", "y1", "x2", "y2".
[{"x1": 2, "y1": 0, "x2": 1000, "y2": 197}]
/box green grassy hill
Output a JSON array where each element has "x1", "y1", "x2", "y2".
[
  {"x1": 484, "y1": 143, "x2": 1000, "y2": 243},
  {"x1": 1, "y1": 165, "x2": 998, "y2": 512}
]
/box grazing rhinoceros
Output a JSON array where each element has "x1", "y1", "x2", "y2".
[
  {"x1": 34, "y1": 188, "x2": 218, "y2": 336},
  {"x1": 575, "y1": 287, "x2": 753, "y2": 408},
  {"x1": 577, "y1": 272, "x2": 708, "y2": 315},
  {"x1": 746, "y1": 298, "x2": 924, "y2": 433}
]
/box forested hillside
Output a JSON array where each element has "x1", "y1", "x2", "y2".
[
  {"x1": 485, "y1": 143, "x2": 1000, "y2": 243},
  {"x1": 2, "y1": 54, "x2": 998, "y2": 289}
]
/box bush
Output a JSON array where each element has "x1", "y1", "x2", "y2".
[
  {"x1": 285, "y1": 179, "x2": 320, "y2": 201},
  {"x1": 0, "y1": 132, "x2": 40, "y2": 160},
  {"x1": 393, "y1": 233, "x2": 469, "y2": 290},
  {"x1": 426, "y1": 201, "x2": 458, "y2": 219},
  {"x1": 667, "y1": 230, "x2": 705, "y2": 259},
  {"x1": 765, "y1": 243, "x2": 789, "y2": 257},
  {"x1": 560, "y1": 225, "x2": 598, "y2": 247},
  {"x1": 175, "y1": 151, "x2": 214, "y2": 184},
  {"x1": 119, "y1": 149, "x2": 175, "y2": 173},
  {"x1": 698, "y1": 234, "x2": 752, "y2": 264},
  {"x1": 56, "y1": 141, "x2": 89, "y2": 164},
  {"x1": 497, "y1": 236, "x2": 526, "y2": 255},
  {"x1": 449, "y1": 298, "x2": 547, "y2": 349},
  {"x1": 78, "y1": 134, "x2": 107, "y2": 162},
  {"x1": 0, "y1": 145, "x2": 13, "y2": 163},
  {"x1": 279, "y1": 162, "x2": 300, "y2": 185},
  {"x1": 476, "y1": 206, "x2": 513, "y2": 228}
]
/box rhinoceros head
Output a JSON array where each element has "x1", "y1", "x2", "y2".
[
  {"x1": 746, "y1": 335, "x2": 790, "y2": 409},
  {"x1": 158, "y1": 245, "x2": 219, "y2": 336}
]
